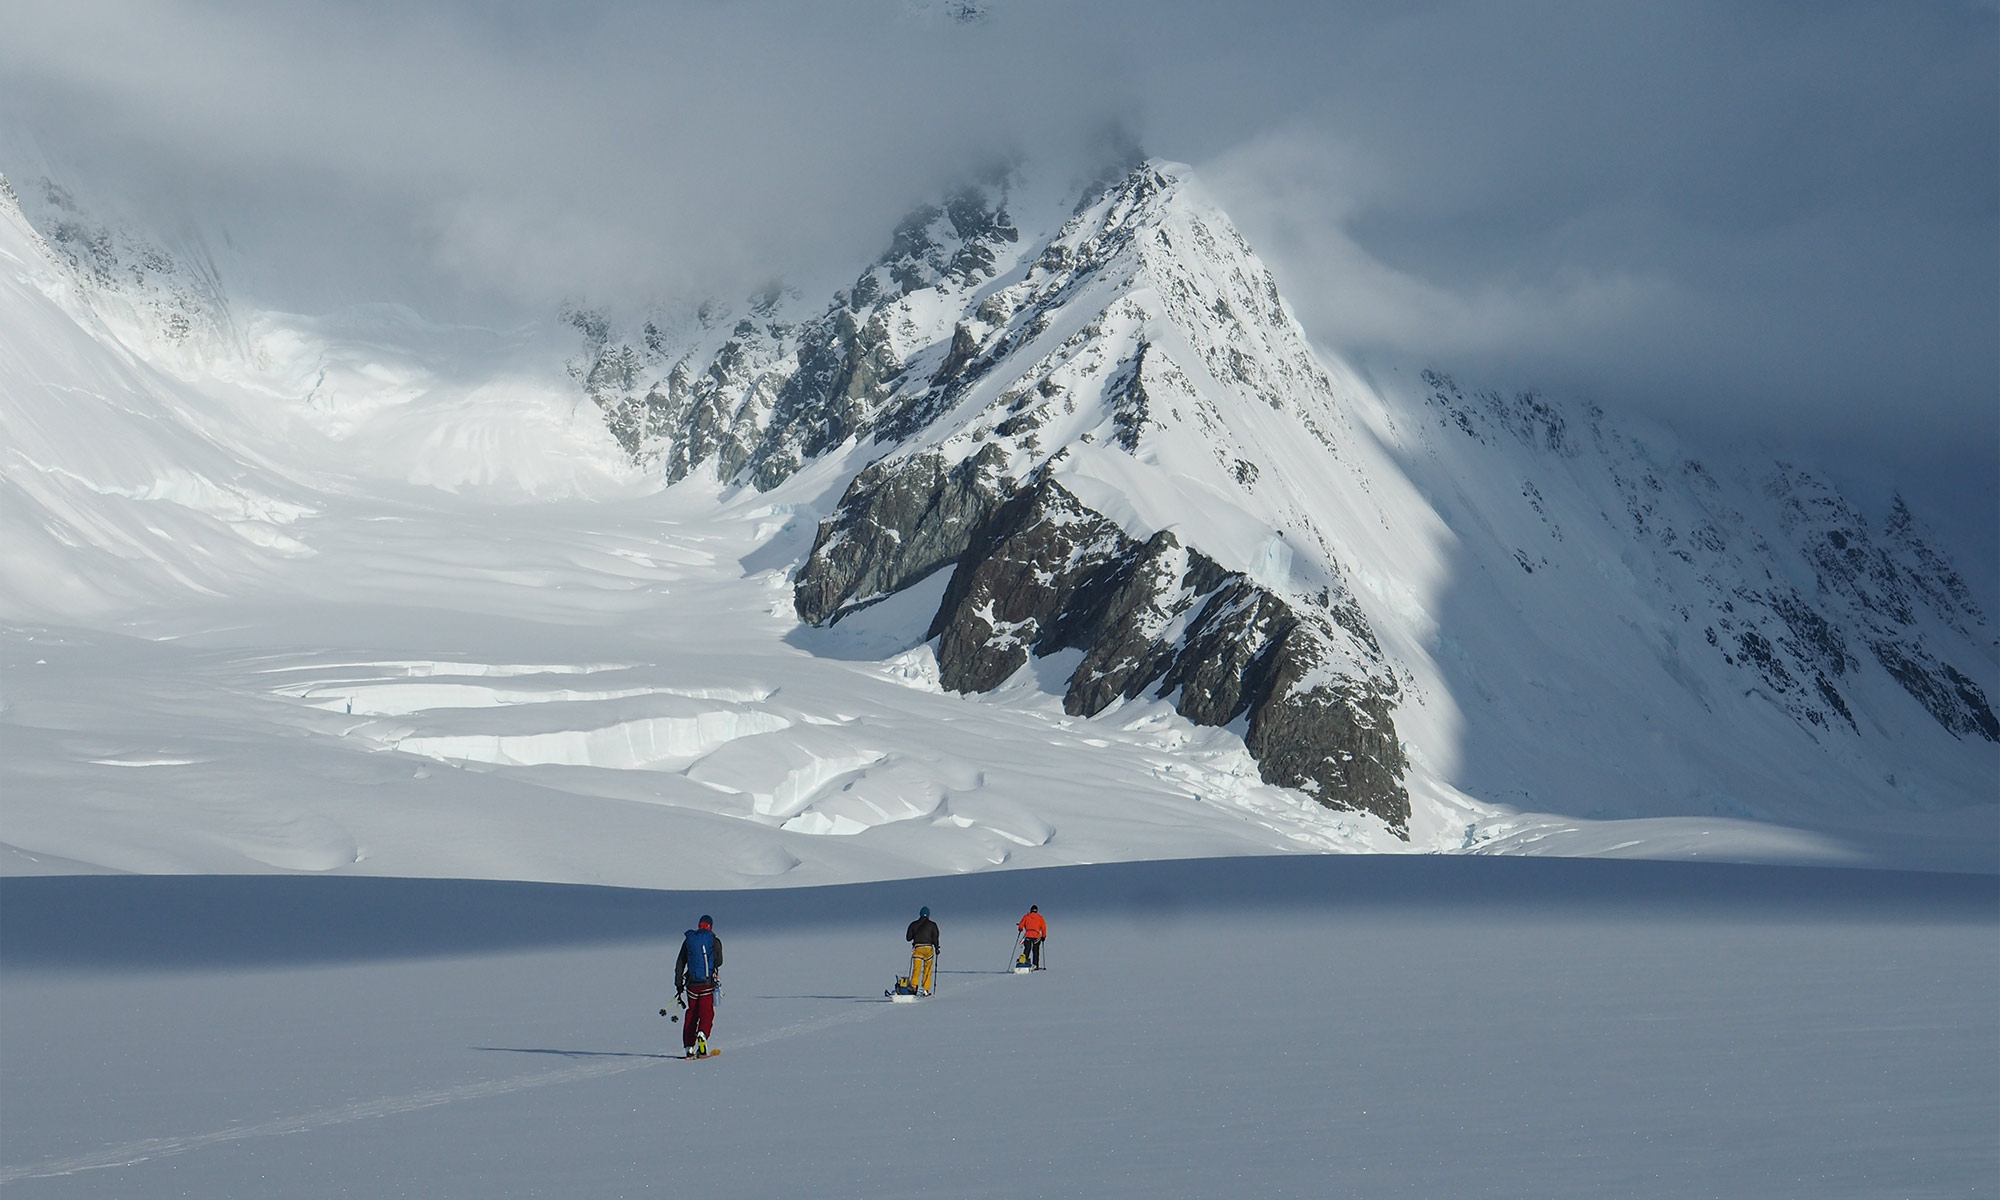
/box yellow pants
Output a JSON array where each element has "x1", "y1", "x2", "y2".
[{"x1": 909, "y1": 944, "x2": 936, "y2": 992}]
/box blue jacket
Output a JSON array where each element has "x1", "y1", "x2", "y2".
[{"x1": 676, "y1": 928, "x2": 722, "y2": 991}]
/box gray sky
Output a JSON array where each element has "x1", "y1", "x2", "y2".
[{"x1": 3, "y1": 0, "x2": 1994, "y2": 572}]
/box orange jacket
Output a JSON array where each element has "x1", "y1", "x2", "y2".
[{"x1": 1017, "y1": 912, "x2": 1047, "y2": 939}]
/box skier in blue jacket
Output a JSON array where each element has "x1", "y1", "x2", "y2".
[{"x1": 675, "y1": 915, "x2": 723, "y2": 1057}]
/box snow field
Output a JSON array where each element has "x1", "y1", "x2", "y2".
[
  {"x1": 4, "y1": 420, "x2": 1419, "y2": 883},
  {"x1": 3, "y1": 856, "x2": 1993, "y2": 1198},
  {"x1": 7, "y1": 159, "x2": 1996, "y2": 882},
  {"x1": 0, "y1": 576, "x2": 1363, "y2": 883}
]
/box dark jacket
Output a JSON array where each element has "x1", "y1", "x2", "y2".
[
  {"x1": 675, "y1": 929, "x2": 723, "y2": 993},
  {"x1": 905, "y1": 916, "x2": 940, "y2": 949}
]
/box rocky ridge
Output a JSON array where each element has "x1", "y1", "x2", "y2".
[
  {"x1": 572, "y1": 175, "x2": 1026, "y2": 489},
  {"x1": 7, "y1": 175, "x2": 239, "y2": 372},
  {"x1": 577, "y1": 163, "x2": 1416, "y2": 831},
  {"x1": 571, "y1": 161, "x2": 1994, "y2": 834},
  {"x1": 7, "y1": 153, "x2": 1992, "y2": 855},
  {"x1": 1420, "y1": 371, "x2": 1995, "y2": 745}
]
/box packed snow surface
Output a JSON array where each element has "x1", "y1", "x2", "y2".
[{"x1": 3, "y1": 857, "x2": 1994, "y2": 1198}]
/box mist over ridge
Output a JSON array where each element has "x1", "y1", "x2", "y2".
[
  {"x1": 4, "y1": 3, "x2": 1991, "y2": 488},
  {"x1": 3, "y1": 4, "x2": 2000, "y2": 848}
]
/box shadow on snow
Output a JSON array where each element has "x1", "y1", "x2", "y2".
[
  {"x1": 2, "y1": 855, "x2": 1991, "y2": 974},
  {"x1": 473, "y1": 1047, "x2": 680, "y2": 1061}
]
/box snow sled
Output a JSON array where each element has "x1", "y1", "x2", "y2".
[
  {"x1": 1012, "y1": 959, "x2": 1032, "y2": 975},
  {"x1": 887, "y1": 975, "x2": 925, "y2": 1002}
]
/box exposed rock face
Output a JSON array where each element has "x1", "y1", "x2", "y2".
[
  {"x1": 1793, "y1": 490, "x2": 1999, "y2": 741},
  {"x1": 807, "y1": 465, "x2": 1413, "y2": 831},
  {"x1": 574, "y1": 179, "x2": 1023, "y2": 489},
  {"x1": 577, "y1": 158, "x2": 1996, "y2": 835},
  {"x1": 794, "y1": 444, "x2": 1012, "y2": 627},
  {"x1": 10, "y1": 176, "x2": 238, "y2": 363},
  {"x1": 926, "y1": 475, "x2": 1140, "y2": 693},
  {"x1": 1422, "y1": 370, "x2": 1996, "y2": 745},
  {"x1": 571, "y1": 165, "x2": 1533, "y2": 829}
]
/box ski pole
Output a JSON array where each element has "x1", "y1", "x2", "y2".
[{"x1": 1010, "y1": 930, "x2": 1022, "y2": 970}]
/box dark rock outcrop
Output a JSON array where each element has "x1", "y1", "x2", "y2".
[
  {"x1": 797, "y1": 464, "x2": 1413, "y2": 833},
  {"x1": 1871, "y1": 641, "x2": 2000, "y2": 742},
  {"x1": 925, "y1": 476, "x2": 1135, "y2": 692},
  {"x1": 575, "y1": 177, "x2": 1023, "y2": 490},
  {"x1": 748, "y1": 308, "x2": 901, "y2": 490},
  {"x1": 794, "y1": 444, "x2": 1012, "y2": 626},
  {"x1": 1425, "y1": 369, "x2": 1997, "y2": 746}
]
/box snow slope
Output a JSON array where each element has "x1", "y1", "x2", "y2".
[
  {"x1": 3, "y1": 161, "x2": 1994, "y2": 1200},
  {"x1": 1, "y1": 169, "x2": 1383, "y2": 883},
  {"x1": 3, "y1": 858, "x2": 1994, "y2": 1198},
  {"x1": 1, "y1": 163, "x2": 1994, "y2": 883},
  {"x1": 0, "y1": 168, "x2": 1424, "y2": 884},
  {"x1": 571, "y1": 162, "x2": 1997, "y2": 865}
]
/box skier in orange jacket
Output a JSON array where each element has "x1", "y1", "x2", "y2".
[{"x1": 1016, "y1": 905, "x2": 1047, "y2": 970}]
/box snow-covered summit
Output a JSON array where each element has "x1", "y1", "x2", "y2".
[
  {"x1": 0, "y1": 158, "x2": 1992, "y2": 883},
  {"x1": 572, "y1": 159, "x2": 1996, "y2": 849},
  {"x1": 571, "y1": 163, "x2": 1417, "y2": 829}
]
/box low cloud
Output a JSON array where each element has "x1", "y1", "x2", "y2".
[
  {"x1": 1203, "y1": 130, "x2": 1677, "y2": 361},
  {"x1": 0, "y1": 0, "x2": 1131, "y2": 312},
  {"x1": 2, "y1": 0, "x2": 1992, "y2": 552}
]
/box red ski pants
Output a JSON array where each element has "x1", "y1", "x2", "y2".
[{"x1": 682, "y1": 983, "x2": 716, "y2": 1048}]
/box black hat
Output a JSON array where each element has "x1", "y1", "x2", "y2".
[
  {"x1": 698, "y1": 914, "x2": 713, "y2": 928},
  {"x1": 1029, "y1": 905, "x2": 1038, "y2": 912}
]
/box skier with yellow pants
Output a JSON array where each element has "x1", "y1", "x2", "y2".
[{"x1": 905, "y1": 906, "x2": 940, "y2": 995}]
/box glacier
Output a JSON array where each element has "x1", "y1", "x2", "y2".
[
  {"x1": 2, "y1": 161, "x2": 1995, "y2": 882},
  {"x1": 2, "y1": 155, "x2": 1994, "y2": 1200}
]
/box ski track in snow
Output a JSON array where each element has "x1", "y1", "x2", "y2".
[
  {"x1": 0, "y1": 976, "x2": 971, "y2": 1182},
  {"x1": 6, "y1": 863, "x2": 1992, "y2": 1199},
  {"x1": 0, "y1": 1063, "x2": 644, "y2": 1182}
]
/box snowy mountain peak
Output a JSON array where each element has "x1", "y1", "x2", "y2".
[
  {"x1": 561, "y1": 159, "x2": 1999, "y2": 842},
  {"x1": 3, "y1": 156, "x2": 1993, "y2": 885},
  {"x1": 570, "y1": 162, "x2": 1422, "y2": 829}
]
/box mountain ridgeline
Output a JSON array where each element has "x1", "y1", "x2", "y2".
[
  {"x1": 570, "y1": 162, "x2": 1995, "y2": 837},
  {"x1": 3, "y1": 158, "x2": 1994, "y2": 855},
  {"x1": 6, "y1": 176, "x2": 240, "y2": 372}
]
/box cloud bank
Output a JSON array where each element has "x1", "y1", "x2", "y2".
[{"x1": 3, "y1": 0, "x2": 1993, "y2": 555}]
